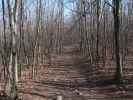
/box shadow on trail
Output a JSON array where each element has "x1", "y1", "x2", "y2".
[
  {"x1": 73, "y1": 60, "x2": 133, "y2": 88},
  {"x1": 70, "y1": 55, "x2": 115, "y2": 87},
  {"x1": 33, "y1": 80, "x2": 133, "y2": 99},
  {"x1": 34, "y1": 79, "x2": 116, "y2": 89},
  {"x1": 69, "y1": 53, "x2": 133, "y2": 89}
]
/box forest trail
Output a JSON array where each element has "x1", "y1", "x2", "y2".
[{"x1": 18, "y1": 46, "x2": 133, "y2": 100}]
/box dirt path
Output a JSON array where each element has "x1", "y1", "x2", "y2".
[{"x1": 18, "y1": 46, "x2": 133, "y2": 100}]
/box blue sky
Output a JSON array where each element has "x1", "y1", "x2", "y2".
[
  {"x1": 0, "y1": 0, "x2": 73, "y2": 17},
  {"x1": 0, "y1": 0, "x2": 130, "y2": 21},
  {"x1": 26, "y1": 0, "x2": 73, "y2": 18}
]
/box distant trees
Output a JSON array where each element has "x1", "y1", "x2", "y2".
[
  {"x1": 0, "y1": 0, "x2": 65, "y2": 96},
  {"x1": 0, "y1": 0, "x2": 133, "y2": 97},
  {"x1": 70, "y1": 0, "x2": 132, "y2": 83}
]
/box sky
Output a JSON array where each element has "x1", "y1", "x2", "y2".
[
  {"x1": 0, "y1": 0, "x2": 131, "y2": 21},
  {"x1": 0, "y1": 0, "x2": 73, "y2": 17}
]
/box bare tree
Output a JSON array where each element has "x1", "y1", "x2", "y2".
[
  {"x1": 113, "y1": 0, "x2": 123, "y2": 84},
  {"x1": 6, "y1": 0, "x2": 20, "y2": 98}
]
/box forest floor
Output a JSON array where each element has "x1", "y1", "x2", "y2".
[{"x1": 1, "y1": 45, "x2": 133, "y2": 100}]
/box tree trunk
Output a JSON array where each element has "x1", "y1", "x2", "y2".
[
  {"x1": 6, "y1": 0, "x2": 19, "y2": 98},
  {"x1": 113, "y1": 0, "x2": 123, "y2": 84}
]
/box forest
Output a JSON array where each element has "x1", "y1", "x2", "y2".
[{"x1": 0, "y1": 0, "x2": 133, "y2": 100}]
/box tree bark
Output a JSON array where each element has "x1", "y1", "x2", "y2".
[
  {"x1": 113, "y1": 0, "x2": 123, "y2": 84},
  {"x1": 6, "y1": 0, "x2": 19, "y2": 98}
]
